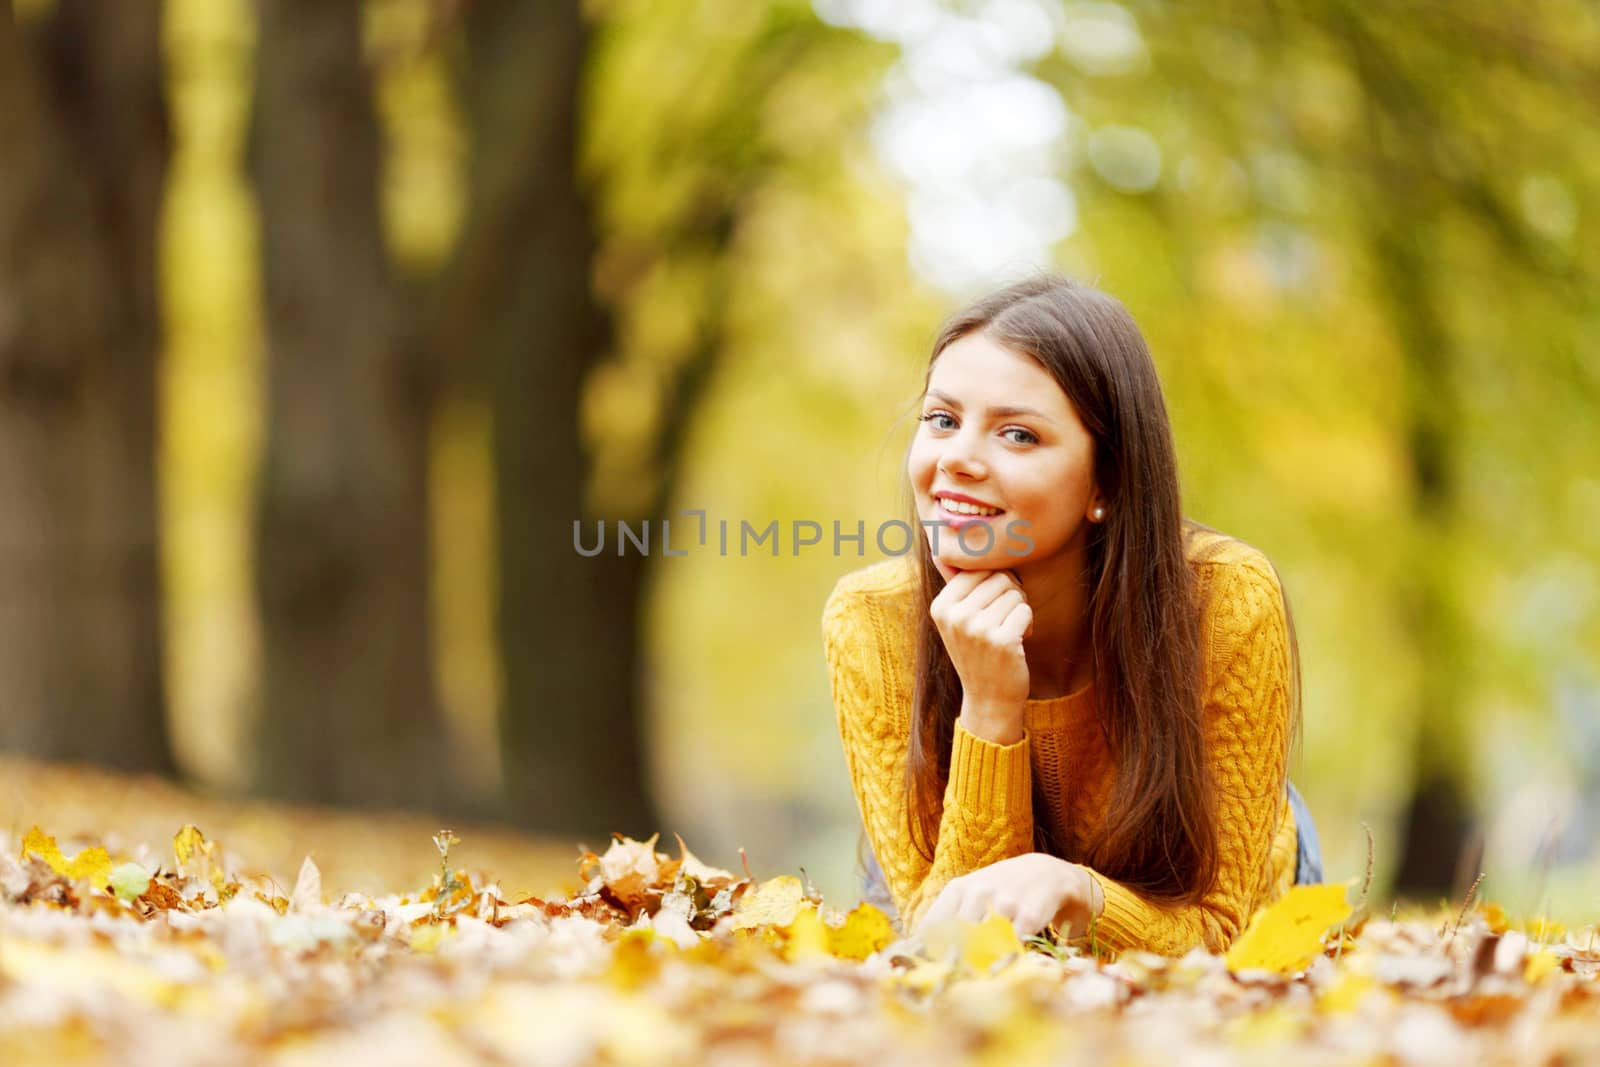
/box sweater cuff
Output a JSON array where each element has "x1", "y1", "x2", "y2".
[
  {"x1": 945, "y1": 720, "x2": 1032, "y2": 817},
  {"x1": 1084, "y1": 871, "x2": 1146, "y2": 953}
]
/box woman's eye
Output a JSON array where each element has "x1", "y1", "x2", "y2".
[
  {"x1": 1002, "y1": 427, "x2": 1038, "y2": 445},
  {"x1": 919, "y1": 411, "x2": 957, "y2": 431}
]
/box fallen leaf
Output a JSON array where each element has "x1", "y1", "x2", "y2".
[
  {"x1": 962, "y1": 912, "x2": 1024, "y2": 972},
  {"x1": 172, "y1": 824, "x2": 231, "y2": 897},
  {"x1": 109, "y1": 863, "x2": 152, "y2": 903},
  {"x1": 1524, "y1": 950, "x2": 1559, "y2": 984},
  {"x1": 1316, "y1": 972, "x2": 1379, "y2": 1014},
  {"x1": 290, "y1": 855, "x2": 323, "y2": 913},
  {"x1": 1476, "y1": 901, "x2": 1511, "y2": 934},
  {"x1": 408, "y1": 922, "x2": 450, "y2": 954},
  {"x1": 731, "y1": 875, "x2": 805, "y2": 930},
  {"x1": 20, "y1": 827, "x2": 113, "y2": 889},
  {"x1": 172, "y1": 824, "x2": 208, "y2": 867},
  {"x1": 827, "y1": 903, "x2": 896, "y2": 961},
  {"x1": 138, "y1": 880, "x2": 188, "y2": 914},
  {"x1": 648, "y1": 906, "x2": 700, "y2": 950},
  {"x1": 589, "y1": 834, "x2": 661, "y2": 914},
  {"x1": 672, "y1": 833, "x2": 736, "y2": 885},
  {"x1": 922, "y1": 912, "x2": 1024, "y2": 973},
  {"x1": 894, "y1": 958, "x2": 955, "y2": 993},
  {"x1": 606, "y1": 928, "x2": 663, "y2": 989},
  {"x1": 781, "y1": 904, "x2": 831, "y2": 961},
  {"x1": 1226, "y1": 881, "x2": 1354, "y2": 975}
]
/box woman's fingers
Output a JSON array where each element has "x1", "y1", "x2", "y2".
[
  {"x1": 920, "y1": 880, "x2": 962, "y2": 929},
  {"x1": 933, "y1": 570, "x2": 1021, "y2": 622},
  {"x1": 929, "y1": 570, "x2": 987, "y2": 618},
  {"x1": 1010, "y1": 897, "x2": 1056, "y2": 939},
  {"x1": 956, "y1": 892, "x2": 991, "y2": 925},
  {"x1": 995, "y1": 601, "x2": 1033, "y2": 644},
  {"x1": 923, "y1": 885, "x2": 1051, "y2": 938},
  {"x1": 973, "y1": 588, "x2": 1025, "y2": 630},
  {"x1": 963, "y1": 571, "x2": 1022, "y2": 613}
]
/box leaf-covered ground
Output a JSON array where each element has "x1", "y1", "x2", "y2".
[{"x1": 2, "y1": 762, "x2": 1599, "y2": 1067}]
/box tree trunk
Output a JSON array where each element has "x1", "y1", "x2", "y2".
[
  {"x1": 1333, "y1": 5, "x2": 1481, "y2": 898},
  {"x1": 447, "y1": 0, "x2": 658, "y2": 839},
  {"x1": 247, "y1": 0, "x2": 452, "y2": 810},
  {"x1": 1373, "y1": 223, "x2": 1477, "y2": 900},
  {"x1": 0, "y1": 2, "x2": 173, "y2": 773}
]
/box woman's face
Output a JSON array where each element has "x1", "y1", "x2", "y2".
[{"x1": 908, "y1": 330, "x2": 1102, "y2": 576}]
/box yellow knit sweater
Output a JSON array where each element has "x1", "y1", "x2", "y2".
[{"x1": 822, "y1": 529, "x2": 1299, "y2": 958}]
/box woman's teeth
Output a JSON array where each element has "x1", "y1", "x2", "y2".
[{"x1": 939, "y1": 499, "x2": 1002, "y2": 516}]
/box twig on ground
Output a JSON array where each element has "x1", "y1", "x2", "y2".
[
  {"x1": 1335, "y1": 823, "x2": 1376, "y2": 961},
  {"x1": 1443, "y1": 871, "x2": 1484, "y2": 948},
  {"x1": 1358, "y1": 823, "x2": 1375, "y2": 908}
]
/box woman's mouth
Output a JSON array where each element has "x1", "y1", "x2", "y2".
[{"x1": 933, "y1": 495, "x2": 1005, "y2": 528}]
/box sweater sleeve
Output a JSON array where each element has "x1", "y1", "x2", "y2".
[
  {"x1": 823, "y1": 573, "x2": 1034, "y2": 931},
  {"x1": 1077, "y1": 559, "x2": 1294, "y2": 958}
]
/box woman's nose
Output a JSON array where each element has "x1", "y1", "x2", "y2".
[{"x1": 937, "y1": 431, "x2": 987, "y2": 479}]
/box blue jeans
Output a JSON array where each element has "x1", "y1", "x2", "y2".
[
  {"x1": 1286, "y1": 779, "x2": 1324, "y2": 885},
  {"x1": 860, "y1": 780, "x2": 1325, "y2": 905}
]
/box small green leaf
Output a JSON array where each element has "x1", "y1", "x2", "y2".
[{"x1": 110, "y1": 862, "x2": 152, "y2": 903}]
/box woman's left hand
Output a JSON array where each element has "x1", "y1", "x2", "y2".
[{"x1": 919, "y1": 854, "x2": 1103, "y2": 939}]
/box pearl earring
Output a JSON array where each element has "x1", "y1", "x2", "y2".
[{"x1": 1091, "y1": 506, "x2": 1106, "y2": 521}]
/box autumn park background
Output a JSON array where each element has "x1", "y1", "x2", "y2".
[{"x1": 3, "y1": 0, "x2": 1598, "y2": 930}]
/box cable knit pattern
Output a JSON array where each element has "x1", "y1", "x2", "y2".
[{"x1": 822, "y1": 530, "x2": 1299, "y2": 957}]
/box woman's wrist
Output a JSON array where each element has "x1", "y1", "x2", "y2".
[
  {"x1": 958, "y1": 698, "x2": 1026, "y2": 745},
  {"x1": 1051, "y1": 864, "x2": 1103, "y2": 939}
]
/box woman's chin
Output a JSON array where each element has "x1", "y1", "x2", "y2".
[{"x1": 931, "y1": 550, "x2": 1010, "y2": 573}]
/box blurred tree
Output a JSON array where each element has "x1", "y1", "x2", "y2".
[
  {"x1": 241, "y1": 0, "x2": 863, "y2": 835},
  {"x1": 456, "y1": 0, "x2": 863, "y2": 838},
  {"x1": 245, "y1": 0, "x2": 453, "y2": 810},
  {"x1": 242, "y1": 0, "x2": 785, "y2": 834},
  {"x1": 1320, "y1": 2, "x2": 1597, "y2": 897},
  {"x1": 441, "y1": 0, "x2": 660, "y2": 837},
  {"x1": 0, "y1": 1, "x2": 173, "y2": 773},
  {"x1": 567, "y1": 0, "x2": 894, "y2": 844}
]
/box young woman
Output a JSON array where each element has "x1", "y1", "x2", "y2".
[{"x1": 822, "y1": 274, "x2": 1322, "y2": 958}]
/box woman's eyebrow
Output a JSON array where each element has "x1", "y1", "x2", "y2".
[{"x1": 925, "y1": 389, "x2": 1055, "y2": 423}]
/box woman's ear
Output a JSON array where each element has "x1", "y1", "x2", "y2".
[{"x1": 1086, "y1": 490, "x2": 1107, "y2": 523}]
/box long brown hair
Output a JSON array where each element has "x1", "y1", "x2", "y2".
[{"x1": 902, "y1": 274, "x2": 1296, "y2": 907}]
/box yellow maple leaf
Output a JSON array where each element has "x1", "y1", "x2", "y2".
[
  {"x1": 172, "y1": 824, "x2": 209, "y2": 868},
  {"x1": 1476, "y1": 901, "x2": 1510, "y2": 934},
  {"x1": 0, "y1": 939, "x2": 182, "y2": 1008},
  {"x1": 781, "y1": 904, "x2": 832, "y2": 961},
  {"x1": 962, "y1": 912, "x2": 1023, "y2": 972},
  {"x1": 171, "y1": 824, "x2": 230, "y2": 896},
  {"x1": 20, "y1": 827, "x2": 113, "y2": 888},
  {"x1": 1316, "y1": 972, "x2": 1378, "y2": 1014},
  {"x1": 409, "y1": 922, "x2": 451, "y2": 954},
  {"x1": 731, "y1": 875, "x2": 805, "y2": 930},
  {"x1": 606, "y1": 929, "x2": 662, "y2": 990},
  {"x1": 1524, "y1": 950, "x2": 1559, "y2": 984},
  {"x1": 1227, "y1": 1004, "x2": 1305, "y2": 1045},
  {"x1": 1523, "y1": 916, "x2": 1566, "y2": 942},
  {"x1": 923, "y1": 911, "x2": 1024, "y2": 972},
  {"x1": 827, "y1": 903, "x2": 896, "y2": 961},
  {"x1": 1225, "y1": 881, "x2": 1354, "y2": 974},
  {"x1": 894, "y1": 958, "x2": 954, "y2": 993}
]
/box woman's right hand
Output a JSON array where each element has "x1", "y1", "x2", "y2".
[{"x1": 929, "y1": 563, "x2": 1032, "y2": 745}]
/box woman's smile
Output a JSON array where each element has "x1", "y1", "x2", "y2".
[
  {"x1": 934, "y1": 491, "x2": 1005, "y2": 527},
  {"x1": 909, "y1": 330, "x2": 1100, "y2": 574}
]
